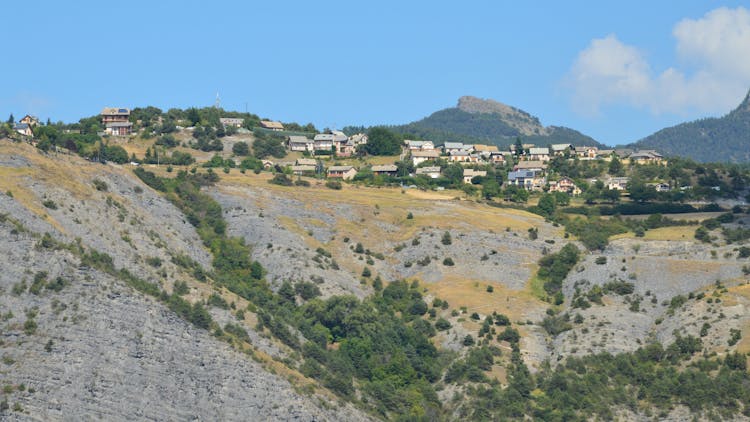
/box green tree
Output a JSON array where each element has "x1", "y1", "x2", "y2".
[
  {"x1": 608, "y1": 156, "x2": 623, "y2": 175},
  {"x1": 253, "y1": 138, "x2": 286, "y2": 159},
  {"x1": 514, "y1": 137, "x2": 523, "y2": 156},
  {"x1": 364, "y1": 127, "x2": 401, "y2": 156},
  {"x1": 482, "y1": 179, "x2": 501, "y2": 200},
  {"x1": 628, "y1": 178, "x2": 657, "y2": 203},
  {"x1": 537, "y1": 194, "x2": 556, "y2": 217},
  {"x1": 232, "y1": 141, "x2": 249, "y2": 156}
]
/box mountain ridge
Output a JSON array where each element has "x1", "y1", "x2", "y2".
[
  {"x1": 386, "y1": 96, "x2": 604, "y2": 148},
  {"x1": 630, "y1": 89, "x2": 750, "y2": 162}
]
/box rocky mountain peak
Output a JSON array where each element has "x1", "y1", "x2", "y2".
[{"x1": 456, "y1": 96, "x2": 547, "y2": 136}]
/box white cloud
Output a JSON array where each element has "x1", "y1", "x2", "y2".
[{"x1": 566, "y1": 7, "x2": 750, "y2": 116}]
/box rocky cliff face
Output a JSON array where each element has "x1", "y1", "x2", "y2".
[{"x1": 0, "y1": 143, "x2": 371, "y2": 421}]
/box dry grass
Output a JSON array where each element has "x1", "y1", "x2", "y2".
[
  {"x1": 423, "y1": 275, "x2": 545, "y2": 323},
  {"x1": 611, "y1": 225, "x2": 700, "y2": 241}
]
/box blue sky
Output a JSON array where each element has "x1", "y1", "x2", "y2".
[{"x1": 2, "y1": 1, "x2": 750, "y2": 145}]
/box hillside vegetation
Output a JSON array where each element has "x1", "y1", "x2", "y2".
[
  {"x1": 364, "y1": 96, "x2": 603, "y2": 148},
  {"x1": 632, "y1": 90, "x2": 750, "y2": 163},
  {"x1": 2, "y1": 138, "x2": 750, "y2": 420}
]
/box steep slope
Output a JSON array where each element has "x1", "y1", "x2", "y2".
[
  {"x1": 0, "y1": 142, "x2": 371, "y2": 421},
  {"x1": 631, "y1": 90, "x2": 750, "y2": 162},
  {"x1": 390, "y1": 96, "x2": 603, "y2": 148}
]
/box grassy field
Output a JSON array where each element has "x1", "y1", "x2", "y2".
[{"x1": 611, "y1": 225, "x2": 701, "y2": 241}]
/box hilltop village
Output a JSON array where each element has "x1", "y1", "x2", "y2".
[{"x1": 3, "y1": 105, "x2": 739, "y2": 209}]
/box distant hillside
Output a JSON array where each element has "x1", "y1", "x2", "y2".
[
  {"x1": 385, "y1": 96, "x2": 603, "y2": 148},
  {"x1": 631, "y1": 90, "x2": 750, "y2": 163}
]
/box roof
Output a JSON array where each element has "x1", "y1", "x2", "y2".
[
  {"x1": 450, "y1": 150, "x2": 470, "y2": 156},
  {"x1": 328, "y1": 165, "x2": 355, "y2": 172},
  {"x1": 291, "y1": 165, "x2": 316, "y2": 172},
  {"x1": 296, "y1": 158, "x2": 317, "y2": 166},
  {"x1": 219, "y1": 117, "x2": 244, "y2": 123},
  {"x1": 597, "y1": 149, "x2": 614, "y2": 156},
  {"x1": 412, "y1": 150, "x2": 440, "y2": 158},
  {"x1": 371, "y1": 164, "x2": 398, "y2": 172},
  {"x1": 105, "y1": 122, "x2": 133, "y2": 128},
  {"x1": 314, "y1": 134, "x2": 334, "y2": 141},
  {"x1": 473, "y1": 144, "x2": 499, "y2": 152},
  {"x1": 630, "y1": 150, "x2": 663, "y2": 159},
  {"x1": 405, "y1": 140, "x2": 431, "y2": 147},
  {"x1": 289, "y1": 135, "x2": 312, "y2": 143},
  {"x1": 575, "y1": 146, "x2": 598, "y2": 152},
  {"x1": 443, "y1": 142, "x2": 464, "y2": 149},
  {"x1": 614, "y1": 148, "x2": 634, "y2": 158},
  {"x1": 101, "y1": 107, "x2": 130, "y2": 115},
  {"x1": 13, "y1": 123, "x2": 29, "y2": 130},
  {"x1": 416, "y1": 166, "x2": 441, "y2": 174},
  {"x1": 515, "y1": 160, "x2": 547, "y2": 170},
  {"x1": 551, "y1": 143, "x2": 572, "y2": 151},
  {"x1": 529, "y1": 147, "x2": 549, "y2": 155},
  {"x1": 508, "y1": 170, "x2": 535, "y2": 180},
  {"x1": 260, "y1": 120, "x2": 284, "y2": 129},
  {"x1": 608, "y1": 177, "x2": 630, "y2": 183},
  {"x1": 463, "y1": 169, "x2": 487, "y2": 177}
]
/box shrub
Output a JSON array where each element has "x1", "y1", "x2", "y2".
[
  {"x1": 595, "y1": 256, "x2": 607, "y2": 265},
  {"x1": 442, "y1": 257, "x2": 455, "y2": 266},
  {"x1": 42, "y1": 199, "x2": 58, "y2": 209},
  {"x1": 435, "y1": 318, "x2": 452, "y2": 331},
  {"x1": 92, "y1": 179, "x2": 108, "y2": 191},
  {"x1": 406, "y1": 212, "x2": 414, "y2": 219},
  {"x1": 269, "y1": 173, "x2": 293, "y2": 186},
  {"x1": 441, "y1": 231, "x2": 452, "y2": 245},
  {"x1": 463, "y1": 335, "x2": 475, "y2": 346},
  {"x1": 486, "y1": 285, "x2": 494, "y2": 293},
  {"x1": 325, "y1": 180, "x2": 342, "y2": 190},
  {"x1": 361, "y1": 267, "x2": 371, "y2": 278}
]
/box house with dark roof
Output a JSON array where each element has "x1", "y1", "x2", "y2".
[
  {"x1": 13, "y1": 123, "x2": 33, "y2": 137},
  {"x1": 507, "y1": 170, "x2": 537, "y2": 190},
  {"x1": 371, "y1": 164, "x2": 398, "y2": 176},
  {"x1": 629, "y1": 150, "x2": 664, "y2": 165},
  {"x1": 101, "y1": 107, "x2": 132, "y2": 135},
  {"x1": 288, "y1": 135, "x2": 314, "y2": 152}
]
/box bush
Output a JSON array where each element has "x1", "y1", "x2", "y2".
[
  {"x1": 325, "y1": 180, "x2": 342, "y2": 190},
  {"x1": 435, "y1": 318, "x2": 452, "y2": 331},
  {"x1": 269, "y1": 173, "x2": 293, "y2": 186},
  {"x1": 442, "y1": 257, "x2": 455, "y2": 266},
  {"x1": 42, "y1": 199, "x2": 58, "y2": 209},
  {"x1": 92, "y1": 179, "x2": 108, "y2": 191},
  {"x1": 595, "y1": 256, "x2": 607, "y2": 265},
  {"x1": 232, "y1": 141, "x2": 249, "y2": 156},
  {"x1": 441, "y1": 231, "x2": 452, "y2": 245}
]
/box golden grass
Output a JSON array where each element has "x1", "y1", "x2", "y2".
[
  {"x1": 423, "y1": 275, "x2": 545, "y2": 323},
  {"x1": 611, "y1": 225, "x2": 700, "y2": 241}
]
